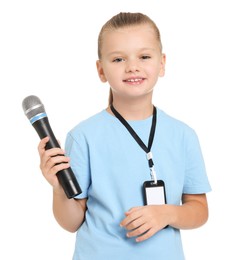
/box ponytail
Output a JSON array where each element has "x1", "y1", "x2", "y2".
[{"x1": 108, "y1": 88, "x2": 113, "y2": 106}]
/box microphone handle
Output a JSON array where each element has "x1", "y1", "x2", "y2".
[{"x1": 33, "y1": 117, "x2": 82, "y2": 199}]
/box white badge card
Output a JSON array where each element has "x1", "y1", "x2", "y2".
[{"x1": 143, "y1": 180, "x2": 167, "y2": 205}]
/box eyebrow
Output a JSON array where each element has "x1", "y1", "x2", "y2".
[{"x1": 106, "y1": 48, "x2": 157, "y2": 57}]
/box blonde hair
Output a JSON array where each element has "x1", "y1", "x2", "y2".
[{"x1": 97, "y1": 12, "x2": 163, "y2": 106}]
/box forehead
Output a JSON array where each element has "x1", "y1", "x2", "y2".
[
  {"x1": 103, "y1": 24, "x2": 157, "y2": 41},
  {"x1": 101, "y1": 24, "x2": 159, "y2": 52}
]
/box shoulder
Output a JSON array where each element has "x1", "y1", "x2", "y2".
[
  {"x1": 156, "y1": 108, "x2": 201, "y2": 151},
  {"x1": 157, "y1": 108, "x2": 195, "y2": 135},
  {"x1": 67, "y1": 109, "x2": 112, "y2": 138}
]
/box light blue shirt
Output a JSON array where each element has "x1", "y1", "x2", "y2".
[{"x1": 65, "y1": 108, "x2": 211, "y2": 260}]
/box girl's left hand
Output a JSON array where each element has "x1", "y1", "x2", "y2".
[{"x1": 120, "y1": 205, "x2": 170, "y2": 242}]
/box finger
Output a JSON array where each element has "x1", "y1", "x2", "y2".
[
  {"x1": 135, "y1": 227, "x2": 157, "y2": 243},
  {"x1": 47, "y1": 155, "x2": 70, "y2": 169},
  {"x1": 125, "y1": 206, "x2": 141, "y2": 216},
  {"x1": 124, "y1": 216, "x2": 145, "y2": 231},
  {"x1": 126, "y1": 222, "x2": 150, "y2": 239},
  {"x1": 41, "y1": 155, "x2": 70, "y2": 174},
  {"x1": 38, "y1": 136, "x2": 49, "y2": 153},
  {"x1": 43, "y1": 148, "x2": 66, "y2": 158},
  {"x1": 120, "y1": 207, "x2": 142, "y2": 227},
  {"x1": 120, "y1": 215, "x2": 135, "y2": 228},
  {"x1": 48, "y1": 161, "x2": 70, "y2": 176},
  {"x1": 38, "y1": 137, "x2": 65, "y2": 157}
]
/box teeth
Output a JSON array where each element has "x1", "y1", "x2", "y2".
[{"x1": 127, "y1": 78, "x2": 141, "y2": 82}]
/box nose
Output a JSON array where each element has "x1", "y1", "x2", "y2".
[{"x1": 125, "y1": 59, "x2": 140, "y2": 73}]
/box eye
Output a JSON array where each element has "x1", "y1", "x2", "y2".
[
  {"x1": 141, "y1": 55, "x2": 151, "y2": 60},
  {"x1": 113, "y1": 57, "x2": 125, "y2": 63}
]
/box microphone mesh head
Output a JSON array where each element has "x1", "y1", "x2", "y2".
[{"x1": 22, "y1": 95, "x2": 46, "y2": 120}]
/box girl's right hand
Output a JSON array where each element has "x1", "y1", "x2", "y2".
[{"x1": 37, "y1": 137, "x2": 70, "y2": 190}]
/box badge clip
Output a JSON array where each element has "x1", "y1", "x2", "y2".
[{"x1": 150, "y1": 166, "x2": 157, "y2": 184}]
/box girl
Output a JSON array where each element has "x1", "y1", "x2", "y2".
[{"x1": 38, "y1": 12, "x2": 211, "y2": 260}]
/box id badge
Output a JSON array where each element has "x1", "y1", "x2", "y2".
[{"x1": 143, "y1": 180, "x2": 167, "y2": 205}]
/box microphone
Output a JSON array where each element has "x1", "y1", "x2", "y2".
[{"x1": 22, "y1": 95, "x2": 82, "y2": 199}]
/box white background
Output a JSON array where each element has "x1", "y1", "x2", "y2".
[{"x1": 1, "y1": 0, "x2": 234, "y2": 259}]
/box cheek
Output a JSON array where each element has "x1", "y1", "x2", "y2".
[
  {"x1": 103, "y1": 69, "x2": 120, "y2": 84},
  {"x1": 150, "y1": 63, "x2": 164, "y2": 78},
  {"x1": 146, "y1": 65, "x2": 159, "y2": 77}
]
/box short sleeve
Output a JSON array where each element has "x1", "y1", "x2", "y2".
[
  {"x1": 65, "y1": 130, "x2": 91, "y2": 199},
  {"x1": 183, "y1": 129, "x2": 211, "y2": 194}
]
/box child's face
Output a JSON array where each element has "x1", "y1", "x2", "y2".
[{"x1": 96, "y1": 24, "x2": 166, "y2": 102}]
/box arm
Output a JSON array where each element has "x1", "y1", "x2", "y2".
[
  {"x1": 120, "y1": 193, "x2": 209, "y2": 242},
  {"x1": 169, "y1": 193, "x2": 208, "y2": 229},
  {"x1": 38, "y1": 137, "x2": 86, "y2": 232},
  {"x1": 52, "y1": 187, "x2": 87, "y2": 232}
]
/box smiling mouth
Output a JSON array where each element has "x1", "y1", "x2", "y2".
[{"x1": 123, "y1": 78, "x2": 145, "y2": 83}]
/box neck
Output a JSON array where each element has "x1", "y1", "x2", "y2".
[{"x1": 107, "y1": 98, "x2": 154, "y2": 120}]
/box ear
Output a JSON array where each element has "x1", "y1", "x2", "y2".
[
  {"x1": 96, "y1": 60, "x2": 107, "y2": 82},
  {"x1": 159, "y1": 54, "x2": 166, "y2": 77}
]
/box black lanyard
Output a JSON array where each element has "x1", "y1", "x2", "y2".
[{"x1": 110, "y1": 104, "x2": 157, "y2": 182}]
